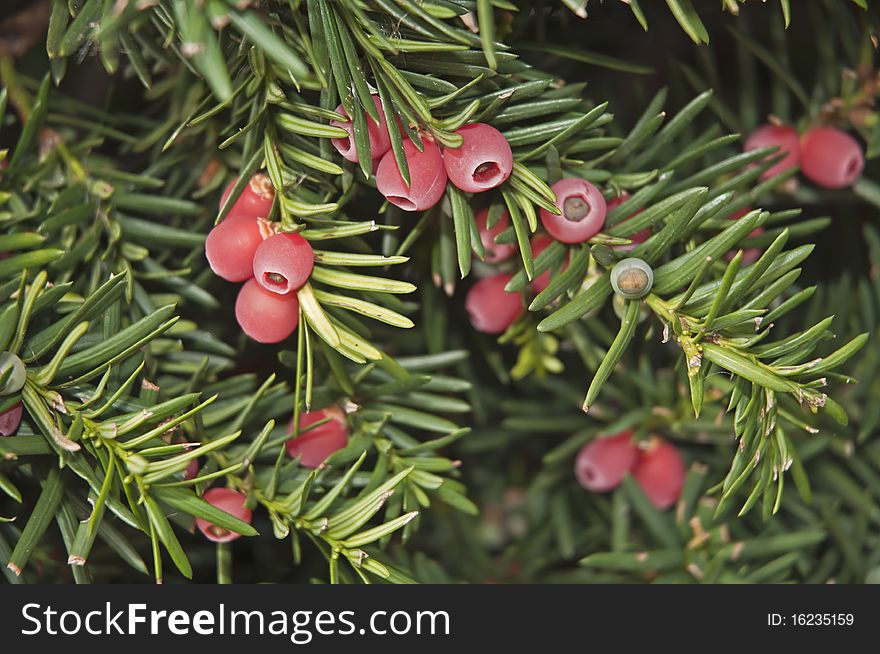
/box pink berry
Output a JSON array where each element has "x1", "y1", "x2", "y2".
[
  {"x1": 235, "y1": 278, "x2": 300, "y2": 343},
  {"x1": 205, "y1": 213, "x2": 267, "y2": 282},
  {"x1": 0, "y1": 402, "x2": 23, "y2": 437},
  {"x1": 530, "y1": 233, "x2": 570, "y2": 294},
  {"x1": 743, "y1": 123, "x2": 801, "y2": 180},
  {"x1": 286, "y1": 407, "x2": 349, "y2": 468},
  {"x1": 330, "y1": 96, "x2": 392, "y2": 164},
  {"x1": 540, "y1": 178, "x2": 606, "y2": 244},
  {"x1": 574, "y1": 431, "x2": 639, "y2": 492},
  {"x1": 465, "y1": 273, "x2": 523, "y2": 334},
  {"x1": 252, "y1": 232, "x2": 314, "y2": 295},
  {"x1": 219, "y1": 173, "x2": 275, "y2": 217},
  {"x1": 530, "y1": 234, "x2": 554, "y2": 294},
  {"x1": 632, "y1": 437, "x2": 686, "y2": 510},
  {"x1": 196, "y1": 488, "x2": 253, "y2": 543},
  {"x1": 800, "y1": 126, "x2": 864, "y2": 189},
  {"x1": 475, "y1": 208, "x2": 516, "y2": 263},
  {"x1": 183, "y1": 458, "x2": 200, "y2": 481},
  {"x1": 375, "y1": 138, "x2": 447, "y2": 212},
  {"x1": 442, "y1": 123, "x2": 513, "y2": 193},
  {"x1": 608, "y1": 193, "x2": 649, "y2": 251},
  {"x1": 173, "y1": 437, "x2": 201, "y2": 480}
]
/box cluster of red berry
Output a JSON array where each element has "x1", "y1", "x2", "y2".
[
  {"x1": 465, "y1": 178, "x2": 648, "y2": 334},
  {"x1": 574, "y1": 432, "x2": 685, "y2": 510},
  {"x1": 721, "y1": 123, "x2": 865, "y2": 266},
  {"x1": 744, "y1": 122, "x2": 865, "y2": 189},
  {"x1": 205, "y1": 174, "x2": 315, "y2": 344},
  {"x1": 331, "y1": 97, "x2": 513, "y2": 211},
  {"x1": 197, "y1": 406, "x2": 349, "y2": 543}
]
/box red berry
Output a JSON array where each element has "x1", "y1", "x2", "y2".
[
  {"x1": 252, "y1": 232, "x2": 314, "y2": 295},
  {"x1": 206, "y1": 213, "x2": 268, "y2": 282},
  {"x1": 530, "y1": 233, "x2": 570, "y2": 294},
  {"x1": 743, "y1": 123, "x2": 800, "y2": 180},
  {"x1": 442, "y1": 123, "x2": 513, "y2": 193},
  {"x1": 330, "y1": 96, "x2": 392, "y2": 164},
  {"x1": 219, "y1": 173, "x2": 275, "y2": 217},
  {"x1": 465, "y1": 273, "x2": 523, "y2": 334},
  {"x1": 183, "y1": 458, "x2": 200, "y2": 481},
  {"x1": 475, "y1": 208, "x2": 516, "y2": 263},
  {"x1": 235, "y1": 278, "x2": 300, "y2": 343},
  {"x1": 0, "y1": 402, "x2": 23, "y2": 437},
  {"x1": 173, "y1": 437, "x2": 201, "y2": 480},
  {"x1": 540, "y1": 178, "x2": 606, "y2": 244},
  {"x1": 608, "y1": 193, "x2": 649, "y2": 251},
  {"x1": 800, "y1": 126, "x2": 864, "y2": 189},
  {"x1": 530, "y1": 234, "x2": 554, "y2": 294},
  {"x1": 632, "y1": 437, "x2": 686, "y2": 510},
  {"x1": 574, "y1": 431, "x2": 639, "y2": 492},
  {"x1": 286, "y1": 407, "x2": 349, "y2": 468},
  {"x1": 196, "y1": 488, "x2": 253, "y2": 543},
  {"x1": 375, "y1": 138, "x2": 447, "y2": 212}
]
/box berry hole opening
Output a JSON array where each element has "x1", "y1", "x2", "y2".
[
  {"x1": 263, "y1": 272, "x2": 291, "y2": 293},
  {"x1": 252, "y1": 174, "x2": 275, "y2": 200},
  {"x1": 387, "y1": 195, "x2": 417, "y2": 211},
  {"x1": 334, "y1": 136, "x2": 352, "y2": 154},
  {"x1": 207, "y1": 525, "x2": 230, "y2": 539},
  {"x1": 845, "y1": 155, "x2": 861, "y2": 179},
  {"x1": 563, "y1": 195, "x2": 591, "y2": 222},
  {"x1": 472, "y1": 161, "x2": 502, "y2": 186}
]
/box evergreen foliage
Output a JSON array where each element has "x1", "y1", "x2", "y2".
[{"x1": 0, "y1": 0, "x2": 877, "y2": 584}]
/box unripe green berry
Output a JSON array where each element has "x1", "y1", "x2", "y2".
[
  {"x1": 0, "y1": 352, "x2": 26, "y2": 396},
  {"x1": 610, "y1": 258, "x2": 653, "y2": 299}
]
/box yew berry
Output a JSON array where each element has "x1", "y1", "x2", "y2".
[
  {"x1": 530, "y1": 234, "x2": 570, "y2": 295},
  {"x1": 800, "y1": 126, "x2": 864, "y2": 189},
  {"x1": 743, "y1": 123, "x2": 801, "y2": 180},
  {"x1": 172, "y1": 437, "x2": 201, "y2": 480},
  {"x1": 442, "y1": 123, "x2": 513, "y2": 193},
  {"x1": 196, "y1": 488, "x2": 253, "y2": 543},
  {"x1": 235, "y1": 279, "x2": 300, "y2": 344},
  {"x1": 330, "y1": 96, "x2": 392, "y2": 164},
  {"x1": 252, "y1": 232, "x2": 314, "y2": 295},
  {"x1": 375, "y1": 139, "x2": 447, "y2": 212},
  {"x1": 183, "y1": 458, "x2": 200, "y2": 481},
  {"x1": 608, "y1": 193, "x2": 649, "y2": 251},
  {"x1": 286, "y1": 407, "x2": 349, "y2": 468},
  {"x1": 530, "y1": 234, "x2": 554, "y2": 294},
  {"x1": 0, "y1": 402, "x2": 23, "y2": 437},
  {"x1": 0, "y1": 352, "x2": 25, "y2": 396},
  {"x1": 475, "y1": 208, "x2": 517, "y2": 263},
  {"x1": 610, "y1": 258, "x2": 654, "y2": 300},
  {"x1": 574, "y1": 431, "x2": 639, "y2": 492},
  {"x1": 632, "y1": 437, "x2": 686, "y2": 510},
  {"x1": 205, "y1": 213, "x2": 267, "y2": 282},
  {"x1": 540, "y1": 178, "x2": 606, "y2": 244},
  {"x1": 219, "y1": 173, "x2": 275, "y2": 217},
  {"x1": 465, "y1": 273, "x2": 523, "y2": 334}
]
